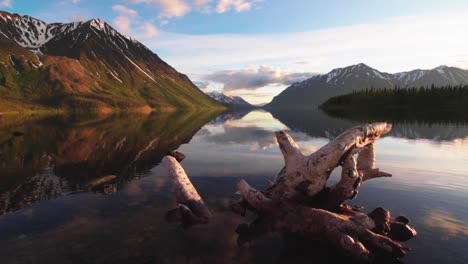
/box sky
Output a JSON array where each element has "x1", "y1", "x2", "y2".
[{"x1": 2, "y1": 0, "x2": 468, "y2": 104}]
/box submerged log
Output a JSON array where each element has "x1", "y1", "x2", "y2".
[
  {"x1": 86, "y1": 175, "x2": 117, "y2": 190},
  {"x1": 163, "y1": 123, "x2": 417, "y2": 262},
  {"x1": 162, "y1": 155, "x2": 212, "y2": 228}
]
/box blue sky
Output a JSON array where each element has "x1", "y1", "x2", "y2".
[{"x1": 2, "y1": 0, "x2": 468, "y2": 103}]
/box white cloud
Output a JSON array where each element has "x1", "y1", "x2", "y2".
[
  {"x1": 216, "y1": 0, "x2": 255, "y2": 13},
  {"x1": 0, "y1": 0, "x2": 12, "y2": 8},
  {"x1": 71, "y1": 0, "x2": 80, "y2": 4},
  {"x1": 113, "y1": 16, "x2": 132, "y2": 35},
  {"x1": 112, "y1": 5, "x2": 139, "y2": 16},
  {"x1": 124, "y1": 0, "x2": 258, "y2": 20},
  {"x1": 155, "y1": 0, "x2": 191, "y2": 18},
  {"x1": 204, "y1": 65, "x2": 316, "y2": 91},
  {"x1": 124, "y1": 0, "x2": 191, "y2": 18},
  {"x1": 193, "y1": 80, "x2": 210, "y2": 89},
  {"x1": 147, "y1": 10, "x2": 468, "y2": 75},
  {"x1": 112, "y1": 16, "x2": 160, "y2": 38},
  {"x1": 142, "y1": 22, "x2": 159, "y2": 37},
  {"x1": 112, "y1": 5, "x2": 159, "y2": 38}
]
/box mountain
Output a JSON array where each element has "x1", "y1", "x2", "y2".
[
  {"x1": 206, "y1": 91, "x2": 253, "y2": 107},
  {"x1": 392, "y1": 65, "x2": 468, "y2": 87},
  {"x1": 267, "y1": 63, "x2": 468, "y2": 109},
  {"x1": 0, "y1": 11, "x2": 221, "y2": 113}
]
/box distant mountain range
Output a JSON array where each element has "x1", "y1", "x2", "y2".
[
  {"x1": 206, "y1": 91, "x2": 253, "y2": 107},
  {"x1": 267, "y1": 63, "x2": 468, "y2": 109},
  {"x1": 0, "y1": 11, "x2": 221, "y2": 113}
]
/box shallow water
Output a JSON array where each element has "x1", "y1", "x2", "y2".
[{"x1": 0, "y1": 110, "x2": 467, "y2": 263}]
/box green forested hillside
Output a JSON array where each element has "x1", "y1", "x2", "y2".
[{"x1": 0, "y1": 12, "x2": 223, "y2": 114}]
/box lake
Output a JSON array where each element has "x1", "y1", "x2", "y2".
[{"x1": 0, "y1": 109, "x2": 467, "y2": 264}]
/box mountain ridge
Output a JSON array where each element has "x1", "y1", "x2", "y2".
[
  {"x1": 267, "y1": 63, "x2": 468, "y2": 109},
  {"x1": 0, "y1": 10, "x2": 222, "y2": 113},
  {"x1": 206, "y1": 91, "x2": 253, "y2": 107}
]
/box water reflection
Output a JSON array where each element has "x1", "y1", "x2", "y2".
[
  {"x1": 424, "y1": 209, "x2": 468, "y2": 239},
  {"x1": 0, "y1": 109, "x2": 467, "y2": 264},
  {"x1": 0, "y1": 111, "x2": 217, "y2": 215},
  {"x1": 270, "y1": 109, "x2": 468, "y2": 141}
]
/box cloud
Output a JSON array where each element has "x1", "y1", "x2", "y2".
[
  {"x1": 193, "y1": 0, "x2": 211, "y2": 5},
  {"x1": 112, "y1": 5, "x2": 160, "y2": 38},
  {"x1": 126, "y1": 10, "x2": 468, "y2": 104},
  {"x1": 216, "y1": 0, "x2": 256, "y2": 13},
  {"x1": 113, "y1": 18, "x2": 160, "y2": 38},
  {"x1": 142, "y1": 22, "x2": 159, "y2": 38},
  {"x1": 193, "y1": 80, "x2": 210, "y2": 89},
  {"x1": 124, "y1": 0, "x2": 190, "y2": 18},
  {"x1": 203, "y1": 65, "x2": 317, "y2": 91},
  {"x1": 71, "y1": 0, "x2": 80, "y2": 4},
  {"x1": 154, "y1": 0, "x2": 191, "y2": 18},
  {"x1": 124, "y1": 0, "x2": 258, "y2": 20},
  {"x1": 0, "y1": 0, "x2": 12, "y2": 8},
  {"x1": 147, "y1": 10, "x2": 468, "y2": 76},
  {"x1": 113, "y1": 16, "x2": 132, "y2": 35},
  {"x1": 193, "y1": 0, "x2": 212, "y2": 13},
  {"x1": 112, "y1": 5, "x2": 139, "y2": 16}
]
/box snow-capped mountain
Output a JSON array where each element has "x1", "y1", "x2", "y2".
[
  {"x1": 0, "y1": 11, "x2": 219, "y2": 111},
  {"x1": 206, "y1": 91, "x2": 253, "y2": 107},
  {"x1": 393, "y1": 65, "x2": 468, "y2": 87},
  {"x1": 267, "y1": 63, "x2": 468, "y2": 108}
]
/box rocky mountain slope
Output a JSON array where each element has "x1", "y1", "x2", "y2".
[
  {"x1": 267, "y1": 63, "x2": 468, "y2": 109},
  {"x1": 206, "y1": 91, "x2": 253, "y2": 107},
  {"x1": 0, "y1": 11, "x2": 221, "y2": 112}
]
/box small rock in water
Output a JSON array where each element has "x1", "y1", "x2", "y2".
[
  {"x1": 394, "y1": 215, "x2": 410, "y2": 224},
  {"x1": 389, "y1": 222, "x2": 417, "y2": 242},
  {"x1": 169, "y1": 151, "x2": 186, "y2": 162}
]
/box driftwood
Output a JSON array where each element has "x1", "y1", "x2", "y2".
[
  {"x1": 162, "y1": 123, "x2": 417, "y2": 262},
  {"x1": 162, "y1": 155, "x2": 212, "y2": 228}
]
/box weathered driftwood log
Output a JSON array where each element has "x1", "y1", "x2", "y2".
[
  {"x1": 233, "y1": 123, "x2": 417, "y2": 262},
  {"x1": 162, "y1": 123, "x2": 416, "y2": 262},
  {"x1": 266, "y1": 123, "x2": 392, "y2": 203},
  {"x1": 162, "y1": 155, "x2": 212, "y2": 228}
]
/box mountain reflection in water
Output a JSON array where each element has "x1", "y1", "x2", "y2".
[
  {"x1": 0, "y1": 111, "x2": 216, "y2": 215},
  {"x1": 0, "y1": 109, "x2": 467, "y2": 264}
]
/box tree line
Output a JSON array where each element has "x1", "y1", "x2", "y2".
[
  {"x1": 323, "y1": 84, "x2": 468, "y2": 107},
  {"x1": 320, "y1": 84, "x2": 468, "y2": 122}
]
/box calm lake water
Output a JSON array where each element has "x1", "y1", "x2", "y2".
[{"x1": 0, "y1": 109, "x2": 467, "y2": 264}]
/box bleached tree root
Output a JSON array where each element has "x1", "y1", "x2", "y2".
[
  {"x1": 162, "y1": 155, "x2": 212, "y2": 228},
  {"x1": 233, "y1": 123, "x2": 417, "y2": 262},
  {"x1": 162, "y1": 123, "x2": 417, "y2": 262}
]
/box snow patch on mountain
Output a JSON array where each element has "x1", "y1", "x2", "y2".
[
  {"x1": 206, "y1": 91, "x2": 252, "y2": 107},
  {"x1": 294, "y1": 63, "x2": 468, "y2": 90},
  {"x1": 0, "y1": 11, "x2": 129, "y2": 52}
]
